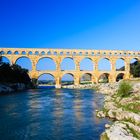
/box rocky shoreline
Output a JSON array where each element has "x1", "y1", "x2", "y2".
[
  {"x1": 63, "y1": 81, "x2": 140, "y2": 140},
  {"x1": 97, "y1": 82, "x2": 140, "y2": 140}
]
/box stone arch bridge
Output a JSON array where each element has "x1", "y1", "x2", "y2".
[{"x1": 0, "y1": 48, "x2": 140, "y2": 88}]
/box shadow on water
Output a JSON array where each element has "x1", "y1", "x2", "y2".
[{"x1": 0, "y1": 87, "x2": 111, "y2": 140}]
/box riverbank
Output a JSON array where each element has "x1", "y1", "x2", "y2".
[
  {"x1": 62, "y1": 83, "x2": 96, "y2": 89},
  {"x1": 0, "y1": 83, "x2": 29, "y2": 94},
  {"x1": 96, "y1": 81, "x2": 140, "y2": 140}
]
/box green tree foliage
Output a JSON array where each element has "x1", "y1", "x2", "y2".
[
  {"x1": 130, "y1": 61, "x2": 140, "y2": 77},
  {"x1": 117, "y1": 81, "x2": 132, "y2": 97},
  {"x1": 0, "y1": 60, "x2": 31, "y2": 85},
  {"x1": 134, "y1": 63, "x2": 140, "y2": 77}
]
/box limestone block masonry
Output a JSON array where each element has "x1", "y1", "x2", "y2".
[{"x1": 0, "y1": 48, "x2": 140, "y2": 88}]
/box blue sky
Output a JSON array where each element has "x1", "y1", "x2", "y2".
[
  {"x1": 0, "y1": 0, "x2": 140, "y2": 50},
  {"x1": 0, "y1": 0, "x2": 140, "y2": 81}
]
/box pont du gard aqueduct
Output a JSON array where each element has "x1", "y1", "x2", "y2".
[{"x1": 0, "y1": 48, "x2": 140, "y2": 88}]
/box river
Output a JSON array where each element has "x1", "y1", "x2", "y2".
[{"x1": 0, "y1": 88, "x2": 110, "y2": 140}]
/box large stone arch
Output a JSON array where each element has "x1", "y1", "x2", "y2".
[
  {"x1": 98, "y1": 58, "x2": 111, "y2": 71},
  {"x1": 15, "y1": 56, "x2": 32, "y2": 71},
  {"x1": 80, "y1": 57, "x2": 94, "y2": 71},
  {"x1": 116, "y1": 58, "x2": 125, "y2": 71},
  {"x1": 116, "y1": 73, "x2": 124, "y2": 82},
  {"x1": 130, "y1": 58, "x2": 139, "y2": 65},
  {"x1": 37, "y1": 73, "x2": 56, "y2": 86},
  {"x1": 61, "y1": 73, "x2": 74, "y2": 86},
  {"x1": 0, "y1": 56, "x2": 11, "y2": 64},
  {"x1": 36, "y1": 57, "x2": 56, "y2": 71},
  {"x1": 60, "y1": 57, "x2": 76, "y2": 70},
  {"x1": 98, "y1": 73, "x2": 110, "y2": 83},
  {"x1": 80, "y1": 73, "x2": 93, "y2": 84}
]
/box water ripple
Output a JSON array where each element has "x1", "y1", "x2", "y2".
[{"x1": 0, "y1": 88, "x2": 110, "y2": 140}]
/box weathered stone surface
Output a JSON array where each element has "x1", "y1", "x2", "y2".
[
  {"x1": 97, "y1": 81, "x2": 140, "y2": 140},
  {"x1": 96, "y1": 110, "x2": 106, "y2": 118},
  {"x1": 105, "y1": 124, "x2": 110, "y2": 128},
  {"x1": 1, "y1": 48, "x2": 137, "y2": 88},
  {"x1": 104, "y1": 101, "x2": 117, "y2": 110},
  {"x1": 104, "y1": 121, "x2": 139, "y2": 140}
]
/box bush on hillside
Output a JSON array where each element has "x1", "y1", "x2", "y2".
[{"x1": 117, "y1": 81, "x2": 132, "y2": 97}]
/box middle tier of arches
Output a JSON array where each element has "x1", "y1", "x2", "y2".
[{"x1": 6, "y1": 56, "x2": 135, "y2": 72}]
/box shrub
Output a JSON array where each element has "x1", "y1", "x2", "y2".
[
  {"x1": 0, "y1": 62, "x2": 31, "y2": 85},
  {"x1": 117, "y1": 81, "x2": 132, "y2": 97},
  {"x1": 130, "y1": 61, "x2": 140, "y2": 77}
]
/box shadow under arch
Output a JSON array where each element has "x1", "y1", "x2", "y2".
[
  {"x1": 15, "y1": 56, "x2": 32, "y2": 71},
  {"x1": 37, "y1": 73, "x2": 56, "y2": 86},
  {"x1": 36, "y1": 57, "x2": 56, "y2": 71},
  {"x1": 116, "y1": 73, "x2": 124, "y2": 82},
  {"x1": 80, "y1": 57, "x2": 94, "y2": 71},
  {"x1": 80, "y1": 73, "x2": 92, "y2": 84},
  {"x1": 61, "y1": 73, "x2": 74, "y2": 86},
  {"x1": 61, "y1": 57, "x2": 76, "y2": 70},
  {"x1": 98, "y1": 73, "x2": 109, "y2": 83},
  {"x1": 98, "y1": 58, "x2": 111, "y2": 71}
]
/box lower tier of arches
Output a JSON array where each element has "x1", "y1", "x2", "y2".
[{"x1": 29, "y1": 71, "x2": 130, "y2": 88}]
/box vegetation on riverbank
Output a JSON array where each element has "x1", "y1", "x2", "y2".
[
  {"x1": 96, "y1": 81, "x2": 140, "y2": 140},
  {"x1": 0, "y1": 62, "x2": 31, "y2": 85},
  {"x1": 117, "y1": 81, "x2": 132, "y2": 97},
  {"x1": 0, "y1": 60, "x2": 34, "y2": 93}
]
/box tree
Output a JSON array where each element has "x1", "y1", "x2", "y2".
[
  {"x1": 0, "y1": 62, "x2": 32, "y2": 86},
  {"x1": 133, "y1": 62, "x2": 140, "y2": 77},
  {"x1": 130, "y1": 61, "x2": 140, "y2": 77}
]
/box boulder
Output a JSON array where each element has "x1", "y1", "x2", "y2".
[
  {"x1": 103, "y1": 121, "x2": 139, "y2": 140},
  {"x1": 96, "y1": 111, "x2": 106, "y2": 118}
]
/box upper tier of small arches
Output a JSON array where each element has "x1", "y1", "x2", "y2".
[{"x1": 0, "y1": 48, "x2": 140, "y2": 57}]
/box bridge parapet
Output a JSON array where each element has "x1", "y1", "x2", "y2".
[{"x1": 0, "y1": 48, "x2": 140, "y2": 57}]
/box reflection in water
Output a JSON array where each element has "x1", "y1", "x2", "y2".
[
  {"x1": 92, "y1": 95, "x2": 105, "y2": 125},
  {"x1": 74, "y1": 99, "x2": 83, "y2": 122},
  {"x1": 0, "y1": 88, "x2": 110, "y2": 140},
  {"x1": 73, "y1": 91, "x2": 84, "y2": 123}
]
